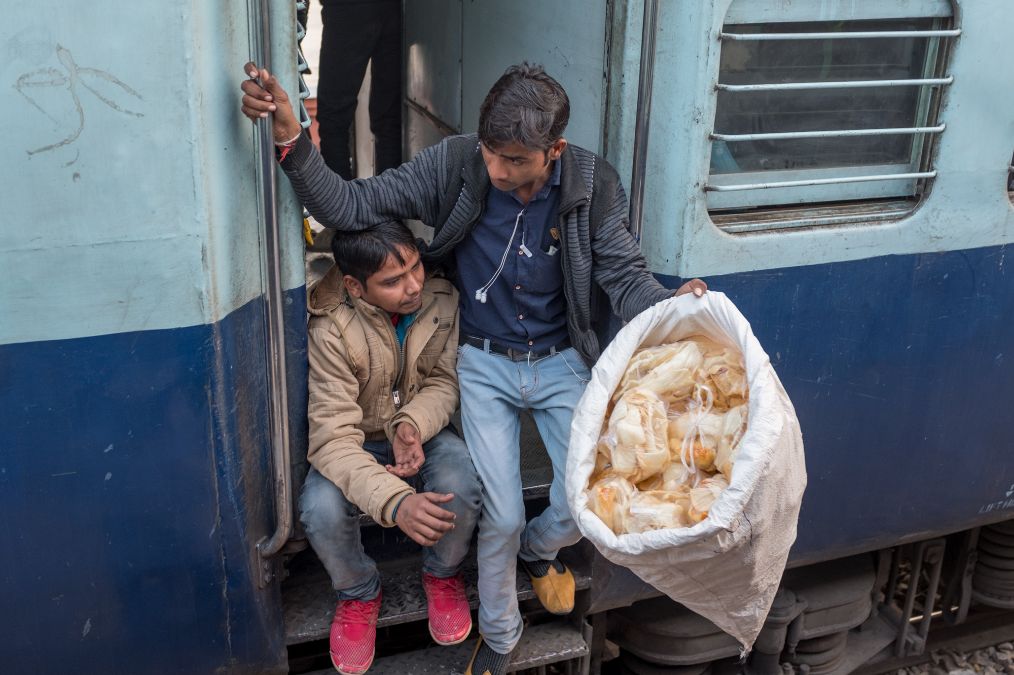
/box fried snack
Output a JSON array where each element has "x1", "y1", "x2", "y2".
[
  {"x1": 607, "y1": 388, "x2": 670, "y2": 483},
  {"x1": 696, "y1": 339, "x2": 748, "y2": 410},
  {"x1": 715, "y1": 404, "x2": 748, "y2": 481},
  {"x1": 587, "y1": 474, "x2": 636, "y2": 534},
  {"x1": 627, "y1": 490, "x2": 693, "y2": 533},
  {"x1": 688, "y1": 474, "x2": 730, "y2": 523}
]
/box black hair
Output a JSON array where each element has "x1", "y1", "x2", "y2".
[
  {"x1": 478, "y1": 62, "x2": 570, "y2": 152},
  {"x1": 330, "y1": 221, "x2": 418, "y2": 288}
]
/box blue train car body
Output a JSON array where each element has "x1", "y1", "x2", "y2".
[{"x1": 2, "y1": 0, "x2": 1012, "y2": 672}]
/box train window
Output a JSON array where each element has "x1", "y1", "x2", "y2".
[{"x1": 706, "y1": 1, "x2": 958, "y2": 232}]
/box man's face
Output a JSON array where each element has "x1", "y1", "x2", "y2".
[
  {"x1": 344, "y1": 245, "x2": 425, "y2": 315},
  {"x1": 480, "y1": 139, "x2": 567, "y2": 195}
]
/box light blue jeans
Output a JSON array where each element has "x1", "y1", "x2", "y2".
[
  {"x1": 299, "y1": 427, "x2": 482, "y2": 601},
  {"x1": 456, "y1": 344, "x2": 591, "y2": 654}
]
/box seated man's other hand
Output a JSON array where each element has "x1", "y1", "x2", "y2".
[
  {"x1": 394, "y1": 492, "x2": 456, "y2": 546},
  {"x1": 387, "y1": 422, "x2": 425, "y2": 478},
  {"x1": 675, "y1": 278, "x2": 707, "y2": 298}
]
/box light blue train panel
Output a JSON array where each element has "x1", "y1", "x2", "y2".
[{"x1": 1, "y1": 2, "x2": 306, "y2": 672}]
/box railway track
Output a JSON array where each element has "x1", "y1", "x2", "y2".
[{"x1": 857, "y1": 608, "x2": 1014, "y2": 674}]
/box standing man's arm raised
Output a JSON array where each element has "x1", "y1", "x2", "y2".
[{"x1": 240, "y1": 63, "x2": 447, "y2": 231}]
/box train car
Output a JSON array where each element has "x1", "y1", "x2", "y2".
[{"x1": 2, "y1": 0, "x2": 1012, "y2": 673}]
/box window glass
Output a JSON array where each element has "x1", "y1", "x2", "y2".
[
  {"x1": 706, "y1": 12, "x2": 954, "y2": 221},
  {"x1": 712, "y1": 19, "x2": 934, "y2": 175}
]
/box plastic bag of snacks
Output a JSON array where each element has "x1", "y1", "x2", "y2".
[{"x1": 566, "y1": 291, "x2": 805, "y2": 651}]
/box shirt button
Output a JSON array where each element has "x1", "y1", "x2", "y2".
[
  {"x1": 518, "y1": 314, "x2": 524, "y2": 320},
  {"x1": 514, "y1": 284, "x2": 522, "y2": 290},
  {"x1": 528, "y1": 340, "x2": 534, "y2": 346},
  {"x1": 518, "y1": 250, "x2": 524, "y2": 256}
]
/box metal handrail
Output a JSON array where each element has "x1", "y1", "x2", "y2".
[
  {"x1": 711, "y1": 125, "x2": 945, "y2": 142},
  {"x1": 628, "y1": 0, "x2": 660, "y2": 240},
  {"x1": 719, "y1": 29, "x2": 961, "y2": 41},
  {"x1": 250, "y1": 0, "x2": 293, "y2": 579},
  {"x1": 704, "y1": 171, "x2": 936, "y2": 192},
  {"x1": 716, "y1": 76, "x2": 953, "y2": 92}
]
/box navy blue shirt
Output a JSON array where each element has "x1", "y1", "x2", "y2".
[{"x1": 455, "y1": 159, "x2": 569, "y2": 352}]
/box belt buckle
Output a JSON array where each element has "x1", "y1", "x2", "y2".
[{"x1": 505, "y1": 346, "x2": 521, "y2": 361}]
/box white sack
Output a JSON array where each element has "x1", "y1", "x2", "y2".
[{"x1": 566, "y1": 291, "x2": 806, "y2": 650}]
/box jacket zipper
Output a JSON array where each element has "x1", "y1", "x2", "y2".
[{"x1": 386, "y1": 297, "x2": 435, "y2": 409}]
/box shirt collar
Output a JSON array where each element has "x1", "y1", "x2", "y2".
[{"x1": 510, "y1": 159, "x2": 560, "y2": 204}]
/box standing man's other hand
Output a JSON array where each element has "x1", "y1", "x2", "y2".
[
  {"x1": 675, "y1": 278, "x2": 708, "y2": 298},
  {"x1": 240, "y1": 62, "x2": 303, "y2": 144},
  {"x1": 387, "y1": 422, "x2": 425, "y2": 478}
]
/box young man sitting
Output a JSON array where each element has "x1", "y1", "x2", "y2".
[{"x1": 300, "y1": 220, "x2": 482, "y2": 674}]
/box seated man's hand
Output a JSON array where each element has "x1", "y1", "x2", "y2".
[
  {"x1": 394, "y1": 492, "x2": 456, "y2": 546},
  {"x1": 240, "y1": 62, "x2": 303, "y2": 144},
  {"x1": 674, "y1": 278, "x2": 708, "y2": 298},
  {"x1": 387, "y1": 422, "x2": 425, "y2": 478}
]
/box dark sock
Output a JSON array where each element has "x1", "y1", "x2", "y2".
[
  {"x1": 520, "y1": 557, "x2": 566, "y2": 578},
  {"x1": 471, "y1": 640, "x2": 511, "y2": 675}
]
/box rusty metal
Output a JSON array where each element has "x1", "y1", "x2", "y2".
[{"x1": 884, "y1": 539, "x2": 947, "y2": 657}]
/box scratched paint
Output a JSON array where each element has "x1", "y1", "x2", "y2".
[
  {"x1": 15, "y1": 45, "x2": 144, "y2": 158},
  {"x1": 1, "y1": 4, "x2": 305, "y2": 346}
]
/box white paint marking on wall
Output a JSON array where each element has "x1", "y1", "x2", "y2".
[
  {"x1": 978, "y1": 484, "x2": 1014, "y2": 514},
  {"x1": 103, "y1": 444, "x2": 113, "y2": 453},
  {"x1": 82, "y1": 618, "x2": 92, "y2": 637},
  {"x1": 104, "y1": 472, "x2": 112, "y2": 481}
]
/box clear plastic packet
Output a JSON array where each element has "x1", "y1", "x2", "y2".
[
  {"x1": 607, "y1": 387, "x2": 670, "y2": 483},
  {"x1": 613, "y1": 341, "x2": 703, "y2": 407}
]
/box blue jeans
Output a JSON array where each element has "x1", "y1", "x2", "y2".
[
  {"x1": 299, "y1": 427, "x2": 481, "y2": 601},
  {"x1": 456, "y1": 344, "x2": 591, "y2": 653}
]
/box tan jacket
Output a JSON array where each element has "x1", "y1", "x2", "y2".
[{"x1": 306, "y1": 265, "x2": 460, "y2": 527}]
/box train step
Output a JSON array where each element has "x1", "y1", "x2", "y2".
[
  {"x1": 283, "y1": 549, "x2": 592, "y2": 645},
  {"x1": 300, "y1": 620, "x2": 590, "y2": 674}
]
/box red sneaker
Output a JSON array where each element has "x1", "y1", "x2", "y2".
[
  {"x1": 422, "y1": 572, "x2": 472, "y2": 645},
  {"x1": 329, "y1": 592, "x2": 382, "y2": 675}
]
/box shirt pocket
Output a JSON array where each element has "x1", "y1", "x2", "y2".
[{"x1": 521, "y1": 247, "x2": 564, "y2": 294}]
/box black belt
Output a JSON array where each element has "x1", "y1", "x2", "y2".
[{"x1": 460, "y1": 335, "x2": 570, "y2": 362}]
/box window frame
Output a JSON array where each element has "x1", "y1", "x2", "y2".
[{"x1": 705, "y1": 1, "x2": 956, "y2": 221}]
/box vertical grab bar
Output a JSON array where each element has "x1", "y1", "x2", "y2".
[
  {"x1": 249, "y1": 0, "x2": 293, "y2": 586},
  {"x1": 628, "y1": 0, "x2": 660, "y2": 241}
]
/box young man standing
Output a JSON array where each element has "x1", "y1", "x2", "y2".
[
  {"x1": 242, "y1": 63, "x2": 706, "y2": 675},
  {"x1": 302, "y1": 221, "x2": 481, "y2": 674}
]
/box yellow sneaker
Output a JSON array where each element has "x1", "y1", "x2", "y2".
[{"x1": 519, "y1": 557, "x2": 575, "y2": 615}]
